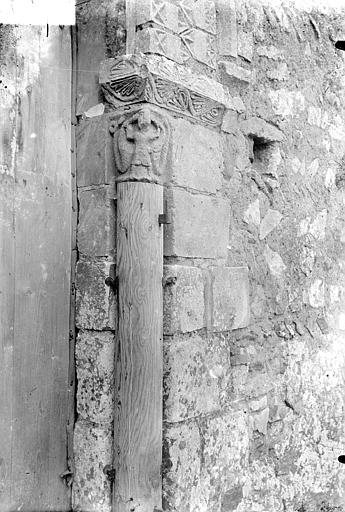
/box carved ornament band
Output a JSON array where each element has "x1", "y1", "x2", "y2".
[{"x1": 99, "y1": 54, "x2": 236, "y2": 127}]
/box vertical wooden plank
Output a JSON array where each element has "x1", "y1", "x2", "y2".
[
  {"x1": 0, "y1": 24, "x2": 20, "y2": 511},
  {"x1": 115, "y1": 182, "x2": 163, "y2": 512},
  {"x1": 0, "y1": 124, "x2": 16, "y2": 512},
  {"x1": 5, "y1": 25, "x2": 72, "y2": 511}
]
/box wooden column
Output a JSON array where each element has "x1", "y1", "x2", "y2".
[{"x1": 112, "y1": 106, "x2": 169, "y2": 512}]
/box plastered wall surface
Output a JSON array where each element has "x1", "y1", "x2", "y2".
[{"x1": 73, "y1": 1, "x2": 345, "y2": 511}]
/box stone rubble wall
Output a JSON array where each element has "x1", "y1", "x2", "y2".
[{"x1": 73, "y1": 1, "x2": 345, "y2": 511}]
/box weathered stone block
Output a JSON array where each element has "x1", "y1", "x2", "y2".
[
  {"x1": 78, "y1": 186, "x2": 115, "y2": 257},
  {"x1": 264, "y1": 245, "x2": 286, "y2": 279},
  {"x1": 240, "y1": 117, "x2": 284, "y2": 143},
  {"x1": 76, "y1": 115, "x2": 115, "y2": 187},
  {"x1": 164, "y1": 188, "x2": 230, "y2": 259},
  {"x1": 76, "y1": 330, "x2": 115, "y2": 425},
  {"x1": 164, "y1": 411, "x2": 248, "y2": 511},
  {"x1": 72, "y1": 420, "x2": 113, "y2": 512},
  {"x1": 170, "y1": 118, "x2": 223, "y2": 193},
  {"x1": 197, "y1": 412, "x2": 249, "y2": 509},
  {"x1": 163, "y1": 265, "x2": 205, "y2": 334},
  {"x1": 222, "y1": 131, "x2": 250, "y2": 178},
  {"x1": 76, "y1": 260, "x2": 116, "y2": 330},
  {"x1": 164, "y1": 334, "x2": 228, "y2": 422},
  {"x1": 136, "y1": 26, "x2": 183, "y2": 64},
  {"x1": 259, "y1": 208, "x2": 282, "y2": 240},
  {"x1": 221, "y1": 110, "x2": 239, "y2": 135},
  {"x1": 209, "y1": 266, "x2": 250, "y2": 331},
  {"x1": 219, "y1": 61, "x2": 252, "y2": 84},
  {"x1": 216, "y1": 0, "x2": 237, "y2": 57},
  {"x1": 163, "y1": 421, "x2": 201, "y2": 512},
  {"x1": 136, "y1": 0, "x2": 179, "y2": 32},
  {"x1": 238, "y1": 30, "x2": 253, "y2": 62},
  {"x1": 181, "y1": 29, "x2": 216, "y2": 68}
]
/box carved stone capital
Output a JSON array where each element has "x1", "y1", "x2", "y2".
[
  {"x1": 110, "y1": 105, "x2": 170, "y2": 184},
  {"x1": 100, "y1": 54, "x2": 242, "y2": 127}
]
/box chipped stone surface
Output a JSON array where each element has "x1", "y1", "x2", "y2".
[
  {"x1": 163, "y1": 265, "x2": 205, "y2": 334},
  {"x1": 163, "y1": 411, "x2": 249, "y2": 512},
  {"x1": 72, "y1": 420, "x2": 113, "y2": 512},
  {"x1": 163, "y1": 421, "x2": 201, "y2": 511},
  {"x1": 164, "y1": 334, "x2": 225, "y2": 421},
  {"x1": 76, "y1": 330, "x2": 115, "y2": 424}
]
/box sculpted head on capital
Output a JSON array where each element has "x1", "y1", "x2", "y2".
[{"x1": 110, "y1": 105, "x2": 170, "y2": 184}]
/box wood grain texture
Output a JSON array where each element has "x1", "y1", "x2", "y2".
[
  {"x1": 114, "y1": 182, "x2": 163, "y2": 512},
  {"x1": 0, "y1": 26, "x2": 71, "y2": 511}
]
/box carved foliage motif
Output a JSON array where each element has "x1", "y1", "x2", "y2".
[
  {"x1": 109, "y1": 106, "x2": 170, "y2": 184},
  {"x1": 101, "y1": 58, "x2": 224, "y2": 127}
]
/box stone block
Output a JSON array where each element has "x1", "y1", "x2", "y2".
[
  {"x1": 164, "y1": 335, "x2": 220, "y2": 421},
  {"x1": 78, "y1": 186, "x2": 115, "y2": 257},
  {"x1": 76, "y1": 330, "x2": 115, "y2": 425},
  {"x1": 199, "y1": 412, "x2": 249, "y2": 507},
  {"x1": 238, "y1": 30, "x2": 253, "y2": 62},
  {"x1": 209, "y1": 266, "x2": 250, "y2": 332},
  {"x1": 264, "y1": 245, "x2": 286, "y2": 279},
  {"x1": 259, "y1": 209, "x2": 282, "y2": 240},
  {"x1": 309, "y1": 279, "x2": 325, "y2": 308},
  {"x1": 221, "y1": 110, "x2": 239, "y2": 135},
  {"x1": 163, "y1": 411, "x2": 248, "y2": 511},
  {"x1": 222, "y1": 131, "x2": 250, "y2": 178},
  {"x1": 136, "y1": 0, "x2": 179, "y2": 32},
  {"x1": 164, "y1": 188, "x2": 230, "y2": 259},
  {"x1": 170, "y1": 117, "x2": 223, "y2": 193},
  {"x1": 163, "y1": 265, "x2": 205, "y2": 334},
  {"x1": 243, "y1": 198, "x2": 261, "y2": 226},
  {"x1": 136, "y1": 26, "x2": 183, "y2": 64},
  {"x1": 267, "y1": 62, "x2": 289, "y2": 81},
  {"x1": 191, "y1": 0, "x2": 217, "y2": 34},
  {"x1": 240, "y1": 117, "x2": 284, "y2": 143},
  {"x1": 72, "y1": 420, "x2": 113, "y2": 512},
  {"x1": 163, "y1": 421, "x2": 201, "y2": 512},
  {"x1": 249, "y1": 407, "x2": 270, "y2": 435},
  {"x1": 216, "y1": 0, "x2": 237, "y2": 57},
  {"x1": 76, "y1": 260, "x2": 116, "y2": 330},
  {"x1": 181, "y1": 29, "x2": 216, "y2": 68},
  {"x1": 219, "y1": 61, "x2": 252, "y2": 84},
  {"x1": 268, "y1": 89, "x2": 305, "y2": 119},
  {"x1": 76, "y1": 115, "x2": 115, "y2": 187}
]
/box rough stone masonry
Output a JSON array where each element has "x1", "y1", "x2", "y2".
[{"x1": 73, "y1": 1, "x2": 345, "y2": 511}]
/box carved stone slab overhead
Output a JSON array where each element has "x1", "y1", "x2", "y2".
[{"x1": 100, "y1": 54, "x2": 242, "y2": 127}]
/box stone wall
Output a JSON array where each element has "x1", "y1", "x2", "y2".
[{"x1": 73, "y1": 1, "x2": 345, "y2": 511}]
